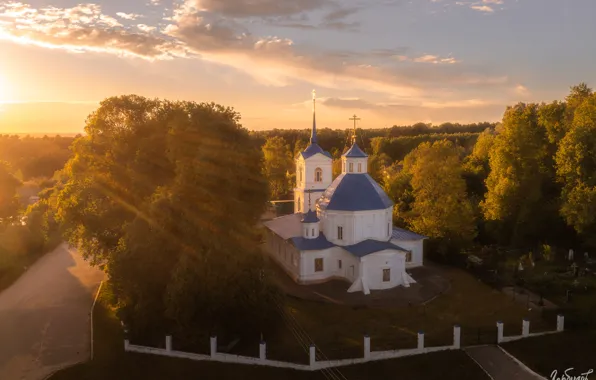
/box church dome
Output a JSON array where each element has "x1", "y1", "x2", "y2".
[
  {"x1": 301, "y1": 209, "x2": 319, "y2": 223},
  {"x1": 317, "y1": 173, "x2": 394, "y2": 211},
  {"x1": 342, "y1": 143, "x2": 368, "y2": 158}
]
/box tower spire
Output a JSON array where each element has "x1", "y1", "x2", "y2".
[{"x1": 311, "y1": 89, "x2": 318, "y2": 144}]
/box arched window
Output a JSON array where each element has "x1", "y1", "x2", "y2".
[
  {"x1": 299, "y1": 167, "x2": 302, "y2": 182},
  {"x1": 315, "y1": 168, "x2": 323, "y2": 182}
]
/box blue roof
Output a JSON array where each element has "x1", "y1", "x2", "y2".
[
  {"x1": 301, "y1": 143, "x2": 332, "y2": 159},
  {"x1": 343, "y1": 239, "x2": 408, "y2": 258},
  {"x1": 291, "y1": 233, "x2": 336, "y2": 251},
  {"x1": 391, "y1": 227, "x2": 427, "y2": 241},
  {"x1": 301, "y1": 210, "x2": 319, "y2": 223},
  {"x1": 317, "y1": 173, "x2": 393, "y2": 211},
  {"x1": 342, "y1": 143, "x2": 368, "y2": 158}
]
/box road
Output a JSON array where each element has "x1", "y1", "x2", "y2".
[
  {"x1": 0, "y1": 243, "x2": 105, "y2": 380},
  {"x1": 465, "y1": 345, "x2": 543, "y2": 380}
]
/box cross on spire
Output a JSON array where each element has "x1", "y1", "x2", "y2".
[{"x1": 349, "y1": 114, "x2": 361, "y2": 144}]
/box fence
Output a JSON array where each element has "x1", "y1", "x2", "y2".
[{"x1": 124, "y1": 316, "x2": 564, "y2": 371}]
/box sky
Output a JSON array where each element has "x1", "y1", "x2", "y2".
[{"x1": 0, "y1": 0, "x2": 595, "y2": 134}]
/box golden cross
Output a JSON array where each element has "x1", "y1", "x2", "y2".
[{"x1": 348, "y1": 114, "x2": 360, "y2": 143}]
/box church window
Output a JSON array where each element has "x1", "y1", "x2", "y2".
[
  {"x1": 349, "y1": 162, "x2": 354, "y2": 172},
  {"x1": 315, "y1": 258, "x2": 324, "y2": 272},
  {"x1": 305, "y1": 228, "x2": 309, "y2": 237},
  {"x1": 383, "y1": 268, "x2": 391, "y2": 282},
  {"x1": 406, "y1": 251, "x2": 412, "y2": 262},
  {"x1": 358, "y1": 163, "x2": 362, "y2": 172},
  {"x1": 312, "y1": 228, "x2": 315, "y2": 236},
  {"x1": 315, "y1": 168, "x2": 323, "y2": 182},
  {"x1": 337, "y1": 226, "x2": 343, "y2": 240},
  {"x1": 338, "y1": 260, "x2": 342, "y2": 269},
  {"x1": 387, "y1": 223, "x2": 390, "y2": 236}
]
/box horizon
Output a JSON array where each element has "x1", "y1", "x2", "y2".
[{"x1": 1, "y1": 0, "x2": 595, "y2": 134}]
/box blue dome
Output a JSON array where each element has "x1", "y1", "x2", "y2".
[
  {"x1": 301, "y1": 143, "x2": 332, "y2": 159},
  {"x1": 301, "y1": 209, "x2": 319, "y2": 223},
  {"x1": 342, "y1": 143, "x2": 368, "y2": 158},
  {"x1": 317, "y1": 173, "x2": 393, "y2": 211}
]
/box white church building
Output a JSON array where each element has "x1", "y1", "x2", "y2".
[{"x1": 263, "y1": 94, "x2": 427, "y2": 295}]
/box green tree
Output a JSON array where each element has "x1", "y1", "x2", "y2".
[
  {"x1": 481, "y1": 103, "x2": 555, "y2": 245},
  {"x1": 0, "y1": 161, "x2": 21, "y2": 225},
  {"x1": 56, "y1": 95, "x2": 281, "y2": 340},
  {"x1": 262, "y1": 137, "x2": 293, "y2": 200},
  {"x1": 556, "y1": 92, "x2": 596, "y2": 245},
  {"x1": 382, "y1": 163, "x2": 413, "y2": 228},
  {"x1": 402, "y1": 140, "x2": 476, "y2": 253}
]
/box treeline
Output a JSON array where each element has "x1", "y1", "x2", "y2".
[
  {"x1": 0, "y1": 135, "x2": 75, "y2": 180},
  {"x1": 251, "y1": 122, "x2": 496, "y2": 159}
]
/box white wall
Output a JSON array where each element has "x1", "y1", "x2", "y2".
[
  {"x1": 361, "y1": 250, "x2": 405, "y2": 290},
  {"x1": 391, "y1": 239, "x2": 424, "y2": 268},
  {"x1": 322, "y1": 207, "x2": 393, "y2": 246},
  {"x1": 341, "y1": 157, "x2": 368, "y2": 174},
  {"x1": 294, "y1": 154, "x2": 332, "y2": 213},
  {"x1": 266, "y1": 231, "x2": 300, "y2": 281},
  {"x1": 299, "y1": 247, "x2": 360, "y2": 284}
]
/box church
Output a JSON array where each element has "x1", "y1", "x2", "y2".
[{"x1": 263, "y1": 93, "x2": 426, "y2": 295}]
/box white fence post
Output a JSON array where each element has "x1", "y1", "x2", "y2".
[
  {"x1": 165, "y1": 335, "x2": 172, "y2": 352},
  {"x1": 496, "y1": 321, "x2": 504, "y2": 344},
  {"x1": 522, "y1": 319, "x2": 530, "y2": 337},
  {"x1": 363, "y1": 335, "x2": 371, "y2": 360},
  {"x1": 557, "y1": 315, "x2": 565, "y2": 332},
  {"x1": 453, "y1": 325, "x2": 461, "y2": 349},
  {"x1": 259, "y1": 341, "x2": 266, "y2": 361},
  {"x1": 417, "y1": 331, "x2": 424, "y2": 350},
  {"x1": 124, "y1": 339, "x2": 130, "y2": 351},
  {"x1": 309, "y1": 344, "x2": 316, "y2": 368},
  {"x1": 210, "y1": 336, "x2": 217, "y2": 358}
]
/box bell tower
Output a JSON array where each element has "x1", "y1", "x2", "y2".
[{"x1": 294, "y1": 90, "x2": 333, "y2": 213}]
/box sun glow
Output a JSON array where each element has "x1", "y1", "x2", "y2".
[{"x1": 0, "y1": 72, "x2": 13, "y2": 103}]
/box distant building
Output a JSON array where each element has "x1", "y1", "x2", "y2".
[{"x1": 263, "y1": 92, "x2": 426, "y2": 295}]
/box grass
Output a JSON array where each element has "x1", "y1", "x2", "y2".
[
  {"x1": 502, "y1": 330, "x2": 596, "y2": 377},
  {"x1": 50, "y1": 283, "x2": 490, "y2": 380},
  {"x1": 251, "y1": 265, "x2": 554, "y2": 363}
]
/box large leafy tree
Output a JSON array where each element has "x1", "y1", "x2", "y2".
[
  {"x1": 481, "y1": 103, "x2": 558, "y2": 245},
  {"x1": 56, "y1": 95, "x2": 280, "y2": 340},
  {"x1": 262, "y1": 136, "x2": 293, "y2": 200},
  {"x1": 402, "y1": 140, "x2": 476, "y2": 253},
  {"x1": 556, "y1": 92, "x2": 596, "y2": 246}
]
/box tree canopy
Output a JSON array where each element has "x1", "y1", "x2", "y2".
[{"x1": 56, "y1": 95, "x2": 280, "y2": 341}]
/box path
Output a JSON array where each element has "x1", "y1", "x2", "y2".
[
  {"x1": 0, "y1": 243, "x2": 105, "y2": 380},
  {"x1": 465, "y1": 345, "x2": 544, "y2": 380}
]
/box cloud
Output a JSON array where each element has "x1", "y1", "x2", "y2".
[
  {"x1": 0, "y1": 0, "x2": 511, "y2": 106},
  {"x1": 0, "y1": 2, "x2": 187, "y2": 59},
  {"x1": 470, "y1": 5, "x2": 494, "y2": 12},
  {"x1": 515, "y1": 84, "x2": 530, "y2": 96},
  {"x1": 321, "y1": 97, "x2": 492, "y2": 110},
  {"x1": 412, "y1": 54, "x2": 459, "y2": 64},
  {"x1": 116, "y1": 12, "x2": 144, "y2": 20},
  {"x1": 189, "y1": 0, "x2": 328, "y2": 18},
  {"x1": 137, "y1": 24, "x2": 157, "y2": 32}
]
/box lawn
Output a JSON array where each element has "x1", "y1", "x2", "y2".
[
  {"x1": 502, "y1": 330, "x2": 596, "y2": 378},
  {"x1": 50, "y1": 283, "x2": 490, "y2": 380},
  {"x1": 252, "y1": 265, "x2": 554, "y2": 363}
]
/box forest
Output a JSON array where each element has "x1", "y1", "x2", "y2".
[{"x1": 1, "y1": 83, "x2": 595, "y2": 343}]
